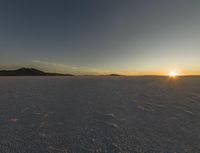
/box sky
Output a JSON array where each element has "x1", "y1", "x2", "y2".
[{"x1": 0, "y1": 0, "x2": 200, "y2": 75}]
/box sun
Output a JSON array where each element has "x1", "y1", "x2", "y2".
[{"x1": 168, "y1": 71, "x2": 178, "y2": 77}]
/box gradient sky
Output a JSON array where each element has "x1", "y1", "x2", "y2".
[{"x1": 0, "y1": 0, "x2": 200, "y2": 75}]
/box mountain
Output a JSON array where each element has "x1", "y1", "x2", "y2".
[
  {"x1": 0, "y1": 68, "x2": 74, "y2": 76},
  {"x1": 109, "y1": 74, "x2": 122, "y2": 76}
]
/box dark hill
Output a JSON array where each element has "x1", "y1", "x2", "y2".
[
  {"x1": 109, "y1": 74, "x2": 122, "y2": 76},
  {"x1": 0, "y1": 68, "x2": 74, "y2": 76}
]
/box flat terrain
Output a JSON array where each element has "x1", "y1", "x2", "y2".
[{"x1": 0, "y1": 76, "x2": 200, "y2": 153}]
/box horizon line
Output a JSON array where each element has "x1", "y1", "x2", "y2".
[{"x1": 0, "y1": 67, "x2": 200, "y2": 77}]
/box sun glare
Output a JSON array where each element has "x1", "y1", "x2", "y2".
[{"x1": 168, "y1": 71, "x2": 178, "y2": 77}]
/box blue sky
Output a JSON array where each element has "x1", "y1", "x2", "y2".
[{"x1": 0, "y1": 0, "x2": 200, "y2": 75}]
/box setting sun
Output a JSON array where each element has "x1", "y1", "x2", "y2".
[{"x1": 168, "y1": 71, "x2": 179, "y2": 77}]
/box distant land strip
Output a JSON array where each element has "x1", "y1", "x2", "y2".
[
  {"x1": 0, "y1": 68, "x2": 199, "y2": 77},
  {"x1": 0, "y1": 68, "x2": 74, "y2": 76}
]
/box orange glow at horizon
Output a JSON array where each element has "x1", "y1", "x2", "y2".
[{"x1": 168, "y1": 71, "x2": 179, "y2": 77}]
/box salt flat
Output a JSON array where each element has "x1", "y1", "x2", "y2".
[{"x1": 0, "y1": 76, "x2": 199, "y2": 153}]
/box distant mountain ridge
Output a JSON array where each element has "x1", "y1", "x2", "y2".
[
  {"x1": 0, "y1": 68, "x2": 74, "y2": 76},
  {"x1": 109, "y1": 74, "x2": 122, "y2": 76}
]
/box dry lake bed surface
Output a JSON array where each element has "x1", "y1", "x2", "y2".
[{"x1": 0, "y1": 76, "x2": 200, "y2": 153}]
